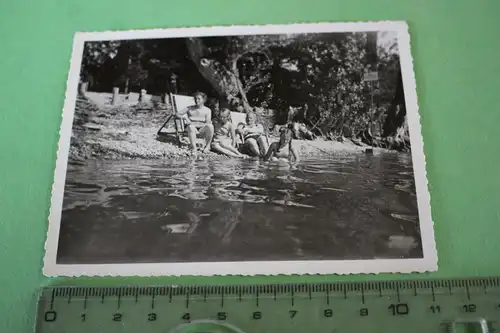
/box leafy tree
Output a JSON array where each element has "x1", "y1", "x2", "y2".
[
  {"x1": 185, "y1": 34, "x2": 298, "y2": 109},
  {"x1": 251, "y1": 32, "x2": 370, "y2": 136},
  {"x1": 80, "y1": 32, "x2": 409, "y2": 151},
  {"x1": 80, "y1": 41, "x2": 120, "y2": 89}
]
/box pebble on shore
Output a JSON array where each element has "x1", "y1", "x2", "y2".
[{"x1": 68, "y1": 97, "x2": 381, "y2": 162}]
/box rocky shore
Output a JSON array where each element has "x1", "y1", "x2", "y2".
[{"x1": 68, "y1": 97, "x2": 383, "y2": 161}]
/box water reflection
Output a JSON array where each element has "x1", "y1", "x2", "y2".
[{"x1": 58, "y1": 152, "x2": 423, "y2": 264}]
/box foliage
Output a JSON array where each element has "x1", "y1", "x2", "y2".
[
  {"x1": 241, "y1": 32, "x2": 402, "y2": 138},
  {"x1": 81, "y1": 41, "x2": 120, "y2": 82},
  {"x1": 296, "y1": 33, "x2": 369, "y2": 136},
  {"x1": 113, "y1": 41, "x2": 148, "y2": 92},
  {"x1": 81, "y1": 32, "x2": 403, "y2": 140}
]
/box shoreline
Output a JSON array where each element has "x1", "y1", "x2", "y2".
[
  {"x1": 68, "y1": 97, "x2": 392, "y2": 162},
  {"x1": 69, "y1": 130, "x2": 389, "y2": 161}
]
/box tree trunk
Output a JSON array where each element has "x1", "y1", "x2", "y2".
[
  {"x1": 365, "y1": 32, "x2": 378, "y2": 139},
  {"x1": 124, "y1": 78, "x2": 129, "y2": 94},
  {"x1": 231, "y1": 59, "x2": 251, "y2": 111},
  {"x1": 382, "y1": 69, "x2": 406, "y2": 137},
  {"x1": 123, "y1": 57, "x2": 132, "y2": 94},
  {"x1": 382, "y1": 69, "x2": 410, "y2": 151},
  {"x1": 185, "y1": 38, "x2": 243, "y2": 107},
  {"x1": 366, "y1": 32, "x2": 378, "y2": 69}
]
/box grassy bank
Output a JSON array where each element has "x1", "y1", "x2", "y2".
[{"x1": 68, "y1": 97, "x2": 382, "y2": 161}]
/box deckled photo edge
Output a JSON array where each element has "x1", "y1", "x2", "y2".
[
  {"x1": 395, "y1": 23, "x2": 438, "y2": 268},
  {"x1": 43, "y1": 33, "x2": 86, "y2": 274},
  {"x1": 43, "y1": 20, "x2": 437, "y2": 277},
  {"x1": 45, "y1": 258, "x2": 435, "y2": 277},
  {"x1": 69, "y1": 20, "x2": 408, "y2": 41}
]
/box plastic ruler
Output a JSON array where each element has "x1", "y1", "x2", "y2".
[{"x1": 35, "y1": 277, "x2": 500, "y2": 333}]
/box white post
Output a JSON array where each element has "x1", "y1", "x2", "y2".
[
  {"x1": 139, "y1": 89, "x2": 147, "y2": 102},
  {"x1": 111, "y1": 87, "x2": 120, "y2": 105}
]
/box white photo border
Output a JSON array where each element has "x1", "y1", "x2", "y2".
[{"x1": 43, "y1": 20, "x2": 437, "y2": 277}]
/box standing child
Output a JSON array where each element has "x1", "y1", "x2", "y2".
[{"x1": 263, "y1": 125, "x2": 300, "y2": 163}]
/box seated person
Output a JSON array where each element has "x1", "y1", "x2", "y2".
[
  {"x1": 175, "y1": 92, "x2": 214, "y2": 153},
  {"x1": 207, "y1": 98, "x2": 220, "y2": 118},
  {"x1": 263, "y1": 126, "x2": 300, "y2": 163},
  {"x1": 236, "y1": 111, "x2": 268, "y2": 157},
  {"x1": 211, "y1": 108, "x2": 246, "y2": 158}
]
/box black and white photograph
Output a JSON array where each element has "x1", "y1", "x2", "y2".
[{"x1": 44, "y1": 21, "x2": 436, "y2": 276}]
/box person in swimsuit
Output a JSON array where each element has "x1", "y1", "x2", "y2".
[
  {"x1": 263, "y1": 125, "x2": 300, "y2": 163},
  {"x1": 236, "y1": 111, "x2": 268, "y2": 157},
  {"x1": 175, "y1": 92, "x2": 214, "y2": 153},
  {"x1": 211, "y1": 109, "x2": 246, "y2": 158}
]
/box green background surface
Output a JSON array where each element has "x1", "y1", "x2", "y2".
[{"x1": 1, "y1": 0, "x2": 499, "y2": 331}]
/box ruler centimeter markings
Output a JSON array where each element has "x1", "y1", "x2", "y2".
[{"x1": 36, "y1": 277, "x2": 500, "y2": 333}]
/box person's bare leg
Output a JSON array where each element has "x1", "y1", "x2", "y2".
[
  {"x1": 200, "y1": 124, "x2": 214, "y2": 153},
  {"x1": 245, "y1": 138, "x2": 260, "y2": 156},
  {"x1": 263, "y1": 142, "x2": 277, "y2": 161},
  {"x1": 212, "y1": 142, "x2": 242, "y2": 158},
  {"x1": 186, "y1": 124, "x2": 198, "y2": 151},
  {"x1": 220, "y1": 141, "x2": 244, "y2": 157},
  {"x1": 290, "y1": 146, "x2": 300, "y2": 162},
  {"x1": 257, "y1": 136, "x2": 269, "y2": 156}
]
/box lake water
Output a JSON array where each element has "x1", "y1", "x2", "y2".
[{"x1": 56, "y1": 153, "x2": 423, "y2": 264}]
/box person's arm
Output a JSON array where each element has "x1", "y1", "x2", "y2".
[
  {"x1": 174, "y1": 106, "x2": 191, "y2": 127},
  {"x1": 229, "y1": 124, "x2": 237, "y2": 147},
  {"x1": 245, "y1": 123, "x2": 264, "y2": 135},
  {"x1": 263, "y1": 142, "x2": 277, "y2": 161},
  {"x1": 204, "y1": 107, "x2": 212, "y2": 124},
  {"x1": 175, "y1": 105, "x2": 190, "y2": 118},
  {"x1": 235, "y1": 124, "x2": 245, "y2": 136}
]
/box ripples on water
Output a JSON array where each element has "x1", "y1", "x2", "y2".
[{"x1": 57, "y1": 153, "x2": 423, "y2": 264}]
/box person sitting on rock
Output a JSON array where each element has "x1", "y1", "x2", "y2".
[
  {"x1": 211, "y1": 108, "x2": 246, "y2": 158},
  {"x1": 263, "y1": 125, "x2": 300, "y2": 163},
  {"x1": 236, "y1": 111, "x2": 268, "y2": 157},
  {"x1": 176, "y1": 92, "x2": 214, "y2": 153}
]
